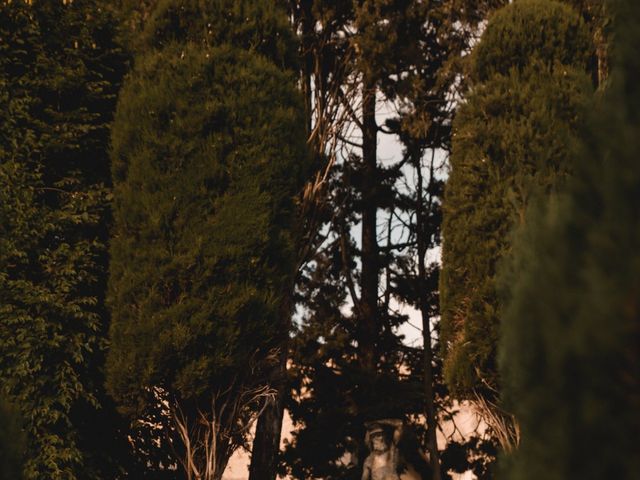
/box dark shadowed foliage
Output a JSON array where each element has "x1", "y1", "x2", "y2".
[
  {"x1": 0, "y1": 1, "x2": 129, "y2": 478},
  {"x1": 499, "y1": 0, "x2": 640, "y2": 478}
]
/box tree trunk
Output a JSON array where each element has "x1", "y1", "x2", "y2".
[
  {"x1": 416, "y1": 151, "x2": 442, "y2": 480},
  {"x1": 298, "y1": 0, "x2": 313, "y2": 139},
  {"x1": 249, "y1": 278, "x2": 295, "y2": 480},
  {"x1": 359, "y1": 78, "x2": 378, "y2": 373},
  {"x1": 248, "y1": 348, "x2": 287, "y2": 480}
]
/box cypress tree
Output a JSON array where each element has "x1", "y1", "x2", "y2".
[
  {"x1": 440, "y1": 0, "x2": 593, "y2": 443},
  {"x1": 499, "y1": 0, "x2": 640, "y2": 478},
  {"x1": 105, "y1": 1, "x2": 308, "y2": 477},
  {"x1": 0, "y1": 1, "x2": 128, "y2": 478}
]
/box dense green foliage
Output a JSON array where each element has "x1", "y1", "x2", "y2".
[
  {"x1": 142, "y1": 0, "x2": 295, "y2": 68},
  {"x1": 107, "y1": 41, "x2": 306, "y2": 410},
  {"x1": 499, "y1": 0, "x2": 640, "y2": 477},
  {"x1": 0, "y1": 1, "x2": 128, "y2": 478},
  {"x1": 440, "y1": 0, "x2": 593, "y2": 400},
  {"x1": 473, "y1": 0, "x2": 591, "y2": 81},
  {"x1": 106, "y1": 0, "x2": 308, "y2": 471}
]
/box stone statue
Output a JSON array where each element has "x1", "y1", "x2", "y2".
[{"x1": 361, "y1": 419, "x2": 403, "y2": 480}]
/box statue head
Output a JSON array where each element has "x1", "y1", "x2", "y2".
[
  {"x1": 370, "y1": 429, "x2": 389, "y2": 452},
  {"x1": 366, "y1": 424, "x2": 392, "y2": 453}
]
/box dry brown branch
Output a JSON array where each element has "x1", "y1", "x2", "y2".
[
  {"x1": 471, "y1": 391, "x2": 520, "y2": 452},
  {"x1": 171, "y1": 383, "x2": 277, "y2": 480},
  {"x1": 295, "y1": 39, "x2": 362, "y2": 272}
]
